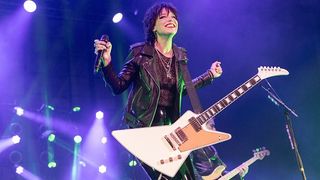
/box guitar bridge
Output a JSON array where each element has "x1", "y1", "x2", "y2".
[
  {"x1": 159, "y1": 154, "x2": 182, "y2": 165},
  {"x1": 164, "y1": 135, "x2": 176, "y2": 151}
]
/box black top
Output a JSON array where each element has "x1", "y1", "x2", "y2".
[{"x1": 156, "y1": 51, "x2": 176, "y2": 107}]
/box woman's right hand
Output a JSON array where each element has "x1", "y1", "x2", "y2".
[{"x1": 94, "y1": 39, "x2": 112, "y2": 66}]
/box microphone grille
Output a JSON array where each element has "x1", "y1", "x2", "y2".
[{"x1": 101, "y1": 34, "x2": 109, "y2": 42}]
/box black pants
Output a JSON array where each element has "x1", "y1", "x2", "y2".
[{"x1": 140, "y1": 157, "x2": 195, "y2": 180}]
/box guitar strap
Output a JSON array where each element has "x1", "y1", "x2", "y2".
[
  {"x1": 178, "y1": 58, "x2": 203, "y2": 114},
  {"x1": 177, "y1": 51, "x2": 222, "y2": 179}
]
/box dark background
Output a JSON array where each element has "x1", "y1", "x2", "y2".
[{"x1": 0, "y1": 0, "x2": 319, "y2": 179}]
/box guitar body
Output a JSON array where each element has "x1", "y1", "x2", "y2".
[
  {"x1": 112, "y1": 110, "x2": 232, "y2": 177},
  {"x1": 202, "y1": 165, "x2": 226, "y2": 180},
  {"x1": 113, "y1": 67, "x2": 287, "y2": 177},
  {"x1": 200, "y1": 148, "x2": 270, "y2": 180}
]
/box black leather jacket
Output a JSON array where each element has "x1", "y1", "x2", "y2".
[{"x1": 102, "y1": 42, "x2": 214, "y2": 128}]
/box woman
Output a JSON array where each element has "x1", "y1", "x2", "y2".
[{"x1": 94, "y1": 2, "x2": 222, "y2": 179}]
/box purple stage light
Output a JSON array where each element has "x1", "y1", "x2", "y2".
[
  {"x1": 81, "y1": 118, "x2": 111, "y2": 178},
  {"x1": 14, "y1": 107, "x2": 24, "y2": 116},
  {"x1": 98, "y1": 165, "x2": 107, "y2": 174},
  {"x1": 101, "y1": 137, "x2": 107, "y2": 144},
  {"x1": 112, "y1": 13, "x2": 123, "y2": 23},
  {"x1": 79, "y1": 161, "x2": 86, "y2": 167},
  {"x1": 134, "y1": 9, "x2": 138, "y2": 16},
  {"x1": 11, "y1": 135, "x2": 21, "y2": 144},
  {"x1": 15, "y1": 166, "x2": 41, "y2": 179},
  {"x1": 16, "y1": 166, "x2": 24, "y2": 174},
  {"x1": 74, "y1": 135, "x2": 82, "y2": 143},
  {"x1": 23, "y1": 0, "x2": 37, "y2": 13},
  {"x1": 95, "y1": 111, "x2": 104, "y2": 120}
]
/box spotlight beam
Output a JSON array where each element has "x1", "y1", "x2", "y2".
[
  {"x1": 16, "y1": 166, "x2": 41, "y2": 180},
  {"x1": 0, "y1": 137, "x2": 20, "y2": 154}
]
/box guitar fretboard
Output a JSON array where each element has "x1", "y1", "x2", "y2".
[{"x1": 190, "y1": 74, "x2": 261, "y2": 130}]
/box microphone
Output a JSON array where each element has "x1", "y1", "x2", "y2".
[
  {"x1": 261, "y1": 85, "x2": 279, "y2": 106},
  {"x1": 261, "y1": 85, "x2": 298, "y2": 117},
  {"x1": 94, "y1": 34, "x2": 109, "y2": 73}
]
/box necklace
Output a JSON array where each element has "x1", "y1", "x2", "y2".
[{"x1": 155, "y1": 49, "x2": 173, "y2": 79}]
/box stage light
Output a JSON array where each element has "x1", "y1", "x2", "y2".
[
  {"x1": 112, "y1": 13, "x2": 123, "y2": 23},
  {"x1": 14, "y1": 107, "x2": 24, "y2": 116},
  {"x1": 46, "y1": 105, "x2": 55, "y2": 111},
  {"x1": 48, "y1": 161, "x2": 57, "y2": 168},
  {"x1": 12, "y1": 135, "x2": 21, "y2": 144},
  {"x1": 134, "y1": 9, "x2": 138, "y2": 16},
  {"x1": 101, "y1": 137, "x2": 107, "y2": 144},
  {"x1": 129, "y1": 160, "x2": 137, "y2": 167},
  {"x1": 16, "y1": 166, "x2": 24, "y2": 174},
  {"x1": 79, "y1": 161, "x2": 86, "y2": 167},
  {"x1": 72, "y1": 106, "x2": 81, "y2": 112},
  {"x1": 48, "y1": 134, "x2": 55, "y2": 142},
  {"x1": 74, "y1": 135, "x2": 82, "y2": 143},
  {"x1": 15, "y1": 166, "x2": 41, "y2": 179},
  {"x1": 98, "y1": 165, "x2": 107, "y2": 174},
  {"x1": 23, "y1": 0, "x2": 37, "y2": 13},
  {"x1": 9, "y1": 123, "x2": 22, "y2": 135},
  {"x1": 95, "y1": 111, "x2": 104, "y2": 120},
  {"x1": 9, "y1": 151, "x2": 22, "y2": 164}
]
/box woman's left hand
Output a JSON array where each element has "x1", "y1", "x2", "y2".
[{"x1": 210, "y1": 61, "x2": 223, "y2": 78}]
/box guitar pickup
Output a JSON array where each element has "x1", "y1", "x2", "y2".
[
  {"x1": 189, "y1": 117, "x2": 202, "y2": 132},
  {"x1": 175, "y1": 127, "x2": 188, "y2": 143}
]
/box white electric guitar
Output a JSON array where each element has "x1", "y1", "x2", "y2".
[
  {"x1": 112, "y1": 66, "x2": 288, "y2": 177},
  {"x1": 218, "y1": 147, "x2": 270, "y2": 180}
]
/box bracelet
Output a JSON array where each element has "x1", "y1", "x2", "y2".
[
  {"x1": 100, "y1": 57, "x2": 111, "y2": 67},
  {"x1": 208, "y1": 69, "x2": 214, "y2": 79}
]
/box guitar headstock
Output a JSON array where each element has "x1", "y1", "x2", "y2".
[
  {"x1": 257, "y1": 66, "x2": 289, "y2": 80},
  {"x1": 253, "y1": 147, "x2": 270, "y2": 160}
]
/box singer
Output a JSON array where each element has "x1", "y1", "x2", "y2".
[{"x1": 94, "y1": 2, "x2": 224, "y2": 179}]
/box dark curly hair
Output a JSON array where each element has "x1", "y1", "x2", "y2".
[{"x1": 143, "y1": 2, "x2": 178, "y2": 44}]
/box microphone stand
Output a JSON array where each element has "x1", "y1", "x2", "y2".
[{"x1": 262, "y1": 86, "x2": 307, "y2": 180}]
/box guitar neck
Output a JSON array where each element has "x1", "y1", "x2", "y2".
[
  {"x1": 219, "y1": 156, "x2": 258, "y2": 180},
  {"x1": 194, "y1": 74, "x2": 262, "y2": 127}
]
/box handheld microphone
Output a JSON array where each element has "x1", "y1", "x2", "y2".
[{"x1": 94, "y1": 34, "x2": 109, "y2": 73}]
